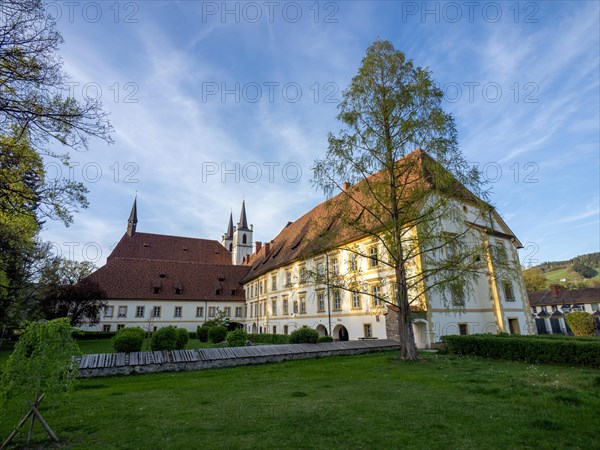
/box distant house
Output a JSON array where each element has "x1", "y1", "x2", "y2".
[{"x1": 528, "y1": 285, "x2": 600, "y2": 334}]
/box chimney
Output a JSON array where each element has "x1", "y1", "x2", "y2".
[
  {"x1": 550, "y1": 284, "x2": 562, "y2": 297},
  {"x1": 264, "y1": 243, "x2": 270, "y2": 256},
  {"x1": 343, "y1": 181, "x2": 351, "y2": 192},
  {"x1": 255, "y1": 241, "x2": 262, "y2": 253}
]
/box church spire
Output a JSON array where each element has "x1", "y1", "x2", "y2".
[
  {"x1": 127, "y1": 196, "x2": 138, "y2": 237},
  {"x1": 225, "y1": 211, "x2": 234, "y2": 240},
  {"x1": 238, "y1": 200, "x2": 249, "y2": 230}
]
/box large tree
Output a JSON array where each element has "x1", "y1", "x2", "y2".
[
  {"x1": 0, "y1": 0, "x2": 112, "y2": 327},
  {"x1": 313, "y1": 41, "x2": 492, "y2": 360}
]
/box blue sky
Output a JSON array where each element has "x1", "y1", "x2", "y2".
[{"x1": 41, "y1": 1, "x2": 599, "y2": 267}]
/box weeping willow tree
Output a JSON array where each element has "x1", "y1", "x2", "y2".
[
  {"x1": 313, "y1": 40, "x2": 499, "y2": 360},
  {"x1": 1, "y1": 318, "x2": 80, "y2": 446}
]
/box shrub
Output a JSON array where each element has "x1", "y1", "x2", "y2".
[
  {"x1": 289, "y1": 327, "x2": 319, "y2": 344},
  {"x1": 208, "y1": 326, "x2": 228, "y2": 344},
  {"x1": 565, "y1": 312, "x2": 597, "y2": 336},
  {"x1": 441, "y1": 334, "x2": 600, "y2": 367},
  {"x1": 317, "y1": 336, "x2": 333, "y2": 343},
  {"x1": 112, "y1": 327, "x2": 145, "y2": 353},
  {"x1": 175, "y1": 328, "x2": 189, "y2": 350},
  {"x1": 227, "y1": 329, "x2": 248, "y2": 347},
  {"x1": 197, "y1": 326, "x2": 210, "y2": 343},
  {"x1": 151, "y1": 326, "x2": 178, "y2": 351}
]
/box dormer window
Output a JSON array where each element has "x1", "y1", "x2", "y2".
[
  {"x1": 216, "y1": 288, "x2": 222, "y2": 295},
  {"x1": 231, "y1": 289, "x2": 237, "y2": 295},
  {"x1": 153, "y1": 287, "x2": 160, "y2": 294},
  {"x1": 143, "y1": 243, "x2": 149, "y2": 247},
  {"x1": 175, "y1": 288, "x2": 181, "y2": 295},
  {"x1": 159, "y1": 273, "x2": 166, "y2": 278}
]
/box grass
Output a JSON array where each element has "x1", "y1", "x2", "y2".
[
  {"x1": 1, "y1": 352, "x2": 599, "y2": 449},
  {"x1": 544, "y1": 266, "x2": 600, "y2": 284}
]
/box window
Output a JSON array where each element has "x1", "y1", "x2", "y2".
[
  {"x1": 300, "y1": 296, "x2": 306, "y2": 314},
  {"x1": 118, "y1": 306, "x2": 127, "y2": 318},
  {"x1": 104, "y1": 306, "x2": 114, "y2": 317},
  {"x1": 174, "y1": 306, "x2": 182, "y2": 317},
  {"x1": 117, "y1": 324, "x2": 125, "y2": 331},
  {"x1": 293, "y1": 300, "x2": 299, "y2": 314},
  {"x1": 135, "y1": 306, "x2": 145, "y2": 318},
  {"x1": 450, "y1": 284, "x2": 465, "y2": 307},
  {"x1": 196, "y1": 306, "x2": 204, "y2": 317},
  {"x1": 271, "y1": 299, "x2": 277, "y2": 316},
  {"x1": 152, "y1": 306, "x2": 161, "y2": 317},
  {"x1": 286, "y1": 270, "x2": 292, "y2": 286},
  {"x1": 352, "y1": 292, "x2": 361, "y2": 309},
  {"x1": 317, "y1": 262, "x2": 324, "y2": 277},
  {"x1": 224, "y1": 307, "x2": 231, "y2": 317},
  {"x1": 317, "y1": 292, "x2": 325, "y2": 312},
  {"x1": 508, "y1": 318, "x2": 520, "y2": 335},
  {"x1": 272, "y1": 325, "x2": 277, "y2": 334},
  {"x1": 592, "y1": 303, "x2": 600, "y2": 312},
  {"x1": 250, "y1": 303, "x2": 253, "y2": 318},
  {"x1": 503, "y1": 281, "x2": 515, "y2": 302},
  {"x1": 331, "y1": 258, "x2": 339, "y2": 275},
  {"x1": 284, "y1": 325, "x2": 289, "y2": 335},
  {"x1": 458, "y1": 323, "x2": 468, "y2": 335},
  {"x1": 103, "y1": 324, "x2": 111, "y2": 332},
  {"x1": 271, "y1": 274, "x2": 277, "y2": 291},
  {"x1": 494, "y1": 240, "x2": 508, "y2": 263},
  {"x1": 260, "y1": 302, "x2": 264, "y2": 316},
  {"x1": 259, "y1": 281, "x2": 263, "y2": 295},
  {"x1": 175, "y1": 287, "x2": 181, "y2": 295},
  {"x1": 283, "y1": 298, "x2": 289, "y2": 315},
  {"x1": 209, "y1": 306, "x2": 216, "y2": 317},
  {"x1": 242, "y1": 234, "x2": 247, "y2": 244},
  {"x1": 371, "y1": 285, "x2": 382, "y2": 306},
  {"x1": 153, "y1": 287, "x2": 160, "y2": 294},
  {"x1": 333, "y1": 291, "x2": 341, "y2": 310},
  {"x1": 363, "y1": 323, "x2": 372, "y2": 338},
  {"x1": 349, "y1": 253, "x2": 358, "y2": 272},
  {"x1": 368, "y1": 247, "x2": 378, "y2": 267},
  {"x1": 299, "y1": 266, "x2": 307, "y2": 284},
  {"x1": 235, "y1": 307, "x2": 242, "y2": 317}
]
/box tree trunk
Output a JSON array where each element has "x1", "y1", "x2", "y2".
[{"x1": 396, "y1": 266, "x2": 419, "y2": 360}]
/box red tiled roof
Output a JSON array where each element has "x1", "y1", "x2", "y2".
[
  {"x1": 88, "y1": 258, "x2": 249, "y2": 301},
  {"x1": 108, "y1": 232, "x2": 232, "y2": 264},
  {"x1": 242, "y1": 149, "x2": 496, "y2": 283},
  {"x1": 528, "y1": 288, "x2": 600, "y2": 306}
]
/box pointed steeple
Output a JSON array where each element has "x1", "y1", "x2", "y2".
[
  {"x1": 225, "y1": 211, "x2": 234, "y2": 239},
  {"x1": 237, "y1": 200, "x2": 249, "y2": 230},
  {"x1": 127, "y1": 196, "x2": 138, "y2": 237}
]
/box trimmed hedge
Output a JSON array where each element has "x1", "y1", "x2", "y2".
[
  {"x1": 247, "y1": 333, "x2": 290, "y2": 345},
  {"x1": 151, "y1": 326, "x2": 178, "y2": 351},
  {"x1": 208, "y1": 326, "x2": 228, "y2": 344},
  {"x1": 112, "y1": 327, "x2": 145, "y2": 353},
  {"x1": 289, "y1": 327, "x2": 319, "y2": 344},
  {"x1": 441, "y1": 334, "x2": 600, "y2": 368},
  {"x1": 565, "y1": 312, "x2": 597, "y2": 336},
  {"x1": 226, "y1": 329, "x2": 248, "y2": 347},
  {"x1": 197, "y1": 326, "x2": 210, "y2": 343},
  {"x1": 175, "y1": 328, "x2": 189, "y2": 350},
  {"x1": 77, "y1": 331, "x2": 117, "y2": 340},
  {"x1": 317, "y1": 336, "x2": 333, "y2": 343}
]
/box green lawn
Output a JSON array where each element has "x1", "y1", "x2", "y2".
[
  {"x1": 544, "y1": 266, "x2": 600, "y2": 284},
  {"x1": 2, "y1": 352, "x2": 599, "y2": 449}
]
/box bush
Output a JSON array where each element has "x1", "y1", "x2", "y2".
[
  {"x1": 77, "y1": 331, "x2": 117, "y2": 341},
  {"x1": 317, "y1": 336, "x2": 333, "y2": 343},
  {"x1": 112, "y1": 327, "x2": 145, "y2": 353},
  {"x1": 227, "y1": 329, "x2": 248, "y2": 347},
  {"x1": 151, "y1": 326, "x2": 178, "y2": 351},
  {"x1": 175, "y1": 328, "x2": 189, "y2": 350},
  {"x1": 208, "y1": 326, "x2": 228, "y2": 344},
  {"x1": 197, "y1": 326, "x2": 210, "y2": 343},
  {"x1": 565, "y1": 312, "x2": 597, "y2": 336},
  {"x1": 247, "y1": 333, "x2": 290, "y2": 344},
  {"x1": 289, "y1": 327, "x2": 319, "y2": 344},
  {"x1": 441, "y1": 334, "x2": 600, "y2": 367}
]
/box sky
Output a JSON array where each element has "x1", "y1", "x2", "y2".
[{"x1": 40, "y1": 0, "x2": 599, "y2": 268}]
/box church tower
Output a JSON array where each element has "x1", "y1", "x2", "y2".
[
  {"x1": 231, "y1": 200, "x2": 253, "y2": 265},
  {"x1": 127, "y1": 196, "x2": 138, "y2": 237},
  {"x1": 221, "y1": 211, "x2": 234, "y2": 253}
]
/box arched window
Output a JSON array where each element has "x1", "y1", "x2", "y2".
[
  {"x1": 242, "y1": 234, "x2": 247, "y2": 244},
  {"x1": 229, "y1": 243, "x2": 233, "y2": 252}
]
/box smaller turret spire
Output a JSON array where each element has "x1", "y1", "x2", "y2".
[
  {"x1": 225, "y1": 211, "x2": 234, "y2": 240},
  {"x1": 127, "y1": 196, "x2": 138, "y2": 237}
]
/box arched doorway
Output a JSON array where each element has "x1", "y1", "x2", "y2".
[
  {"x1": 333, "y1": 324, "x2": 349, "y2": 341},
  {"x1": 316, "y1": 324, "x2": 328, "y2": 337},
  {"x1": 412, "y1": 319, "x2": 429, "y2": 349},
  {"x1": 251, "y1": 323, "x2": 257, "y2": 334}
]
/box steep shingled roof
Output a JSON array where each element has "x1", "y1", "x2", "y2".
[
  {"x1": 108, "y1": 232, "x2": 232, "y2": 264},
  {"x1": 242, "y1": 149, "x2": 507, "y2": 283},
  {"x1": 88, "y1": 258, "x2": 248, "y2": 301},
  {"x1": 528, "y1": 287, "x2": 600, "y2": 307}
]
